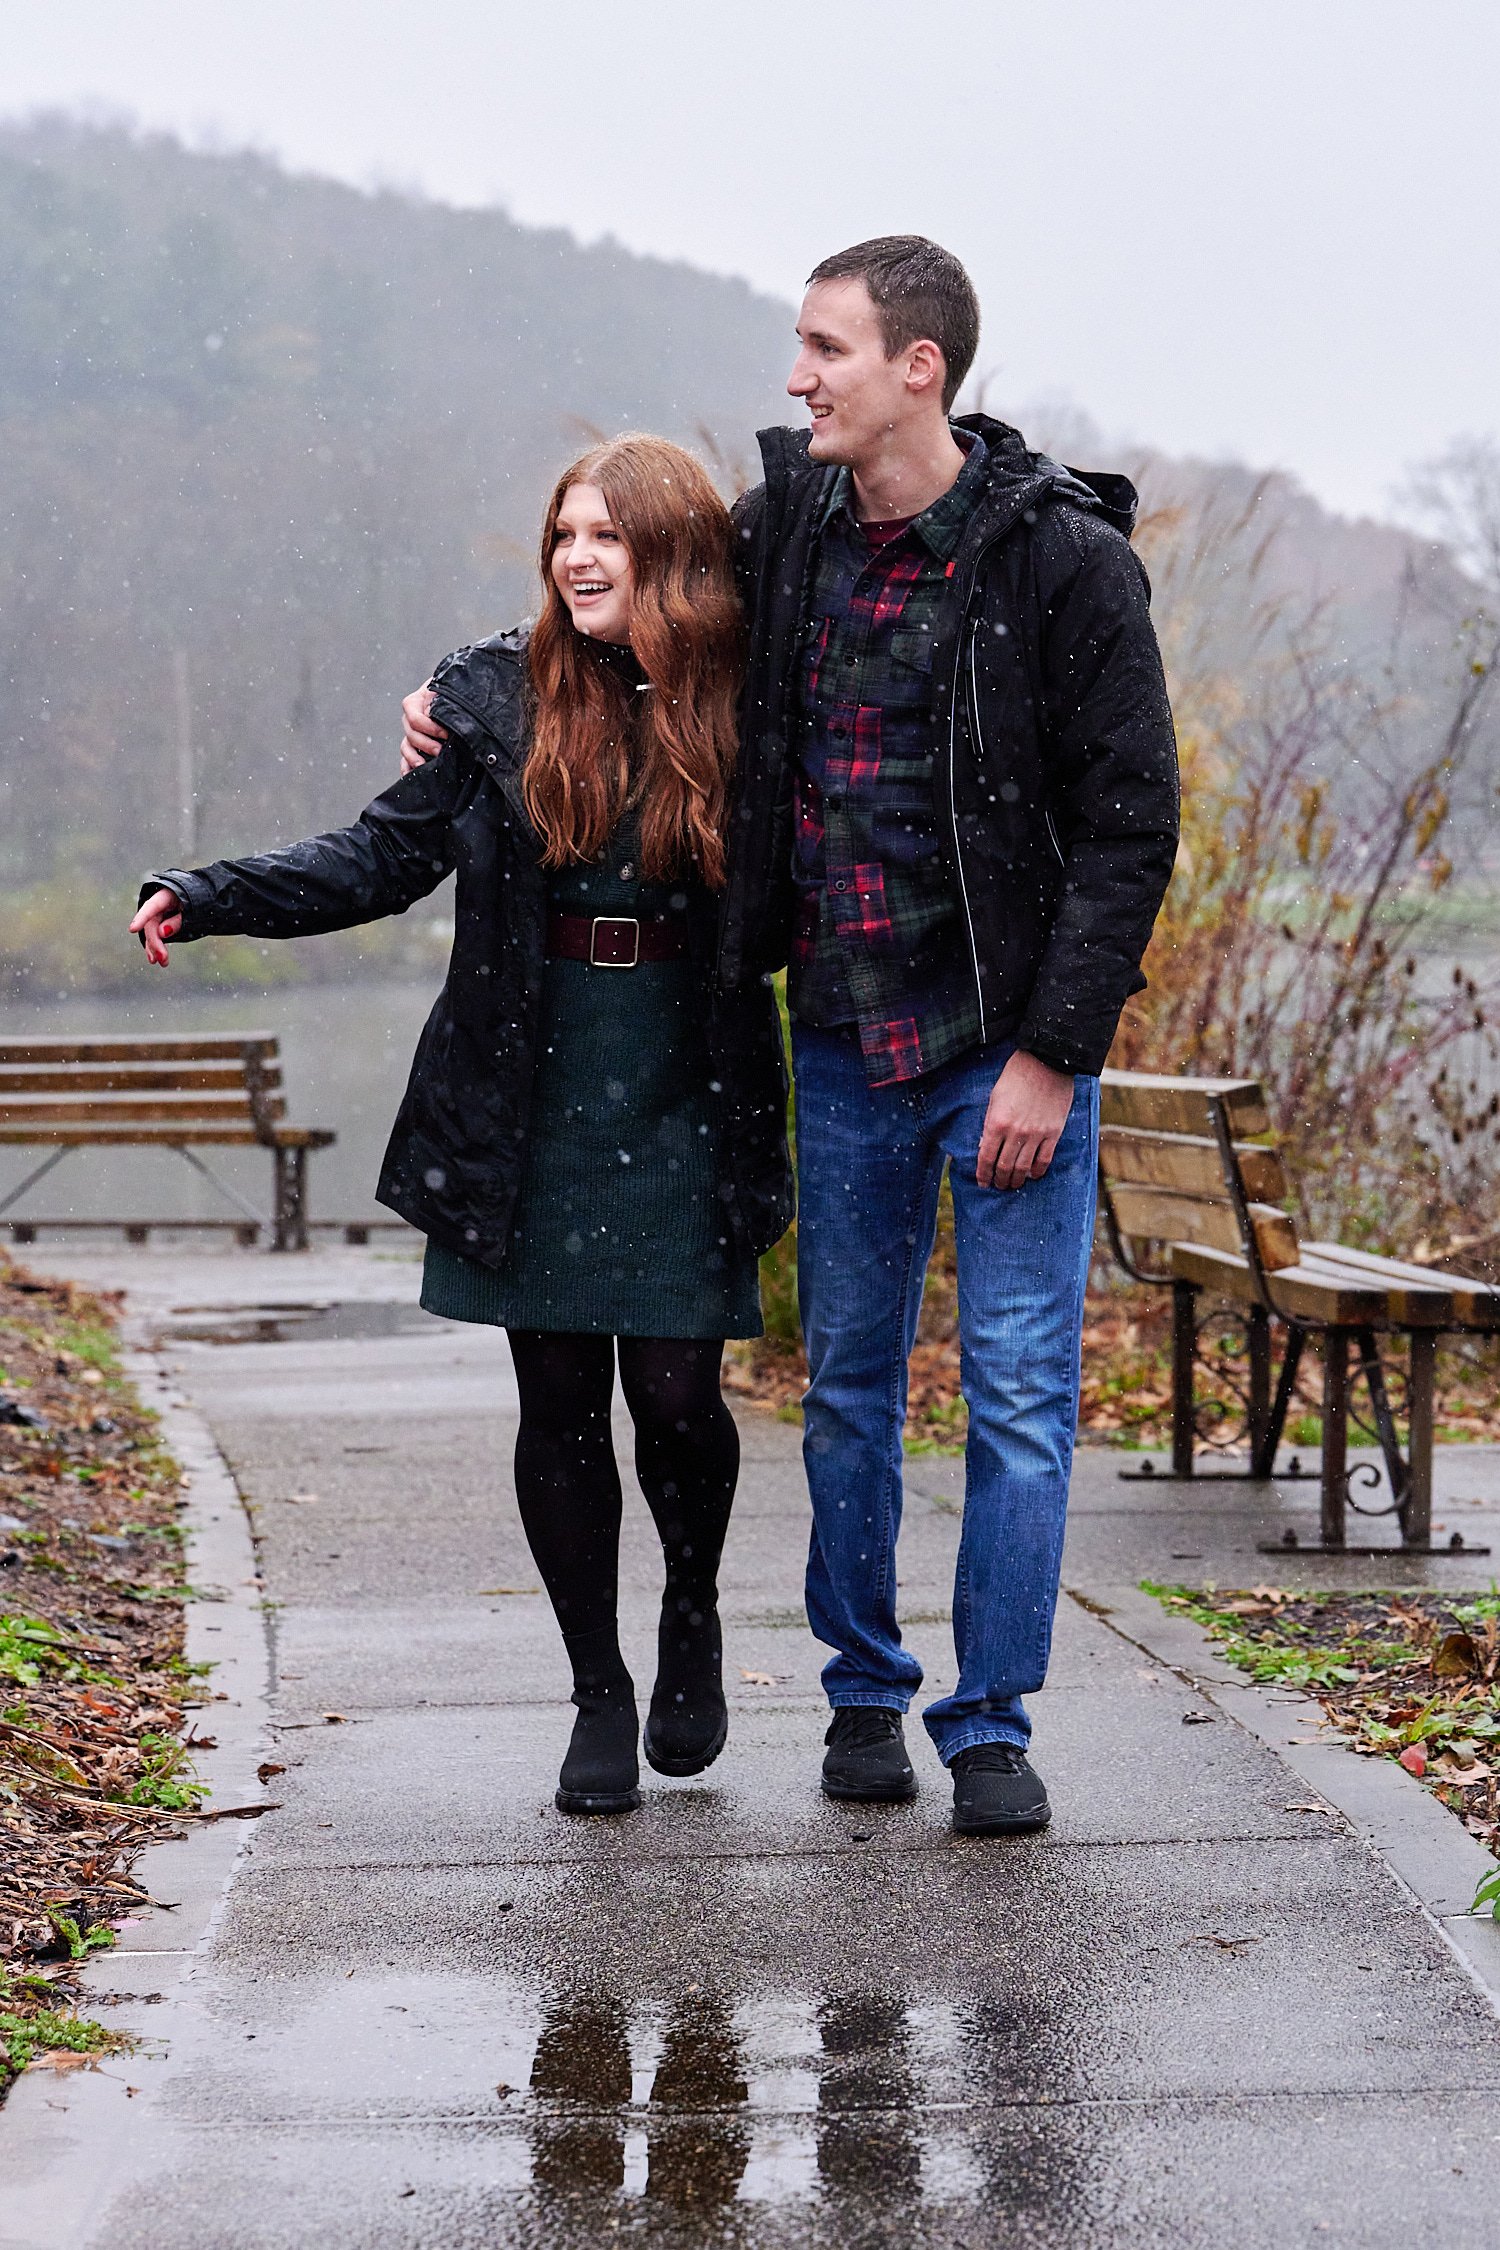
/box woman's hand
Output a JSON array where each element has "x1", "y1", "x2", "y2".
[
  {"x1": 130, "y1": 888, "x2": 184, "y2": 967},
  {"x1": 401, "y1": 686, "x2": 447, "y2": 775}
]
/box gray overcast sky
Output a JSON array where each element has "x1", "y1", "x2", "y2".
[{"x1": 6, "y1": 0, "x2": 1497, "y2": 520}]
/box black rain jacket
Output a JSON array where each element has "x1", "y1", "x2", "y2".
[
  {"x1": 147, "y1": 631, "x2": 794, "y2": 1269},
  {"x1": 720, "y1": 414, "x2": 1180, "y2": 1076}
]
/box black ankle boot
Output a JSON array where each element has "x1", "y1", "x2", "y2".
[
  {"x1": 556, "y1": 1631, "x2": 640, "y2": 1815},
  {"x1": 643, "y1": 1591, "x2": 728, "y2": 1778}
]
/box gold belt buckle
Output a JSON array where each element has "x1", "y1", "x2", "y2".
[{"x1": 589, "y1": 915, "x2": 640, "y2": 968}]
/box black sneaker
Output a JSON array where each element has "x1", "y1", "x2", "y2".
[
  {"x1": 949, "y1": 1745, "x2": 1050, "y2": 1835},
  {"x1": 821, "y1": 1708, "x2": 917, "y2": 1803}
]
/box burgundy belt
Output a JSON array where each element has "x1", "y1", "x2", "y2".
[{"x1": 545, "y1": 911, "x2": 690, "y2": 968}]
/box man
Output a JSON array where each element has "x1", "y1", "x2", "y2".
[{"x1": 402, "y1": 237, "x2": 1178, "y2": 1835}]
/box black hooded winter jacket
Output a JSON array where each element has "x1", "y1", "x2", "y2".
[
  {"x1": 720, "y1": 415, "x2": 1180, "y2": 1076},
  {"x1": 145, "y1": 631, "x2": 794, "y2": 1270}
]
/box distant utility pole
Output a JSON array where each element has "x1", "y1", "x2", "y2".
[{"x1": 173, "y1": 648, "x2": 196, "y2": 861}]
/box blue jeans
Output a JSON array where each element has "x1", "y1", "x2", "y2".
[{"x1": 793, "y1": 1025, "x2": 1100, "y2": 1763}]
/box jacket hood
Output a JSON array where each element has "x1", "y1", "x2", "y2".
[{"x1": 755, "y1": 414, "x2": 1140, "y2": 540}]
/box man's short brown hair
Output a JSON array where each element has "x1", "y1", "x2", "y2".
[{"x1": 807, "y1": 236, "x2": 980, "y2": 412}]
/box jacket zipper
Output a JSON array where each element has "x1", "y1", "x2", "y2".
[
  {"x1": 949, "y1": 625, "x2": 988, "y2": 1044},
  {"x1": 946, "y1": 485, "x2": 1052, "y2": 1041}
]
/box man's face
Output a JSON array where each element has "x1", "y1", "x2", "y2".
[{"x1": 786, "y1": 277, "x2": 916, "y2": 468}]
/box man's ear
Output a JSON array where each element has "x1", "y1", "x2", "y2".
[{"x1": 904, "y1": 338, "x2": 948, "y2": 400}]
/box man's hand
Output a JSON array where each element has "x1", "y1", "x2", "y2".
[
  {"x1": 130, "y1": 888, "x2": 184, "y2": 967},
  {"x1": 401, "y1": 686, "x2": 446, "y2": 774},
  {"x1": 976, "y1": 1051, "x2": 1075, "y2": 1191}
]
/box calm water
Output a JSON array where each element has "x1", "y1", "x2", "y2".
[{"x1": 0, "y1": 977, "x2": 443, "y2": 1230}]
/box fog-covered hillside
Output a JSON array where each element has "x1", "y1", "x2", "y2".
[{"x1": 0, "y1": 118, "x2": 790, "y2": 879}]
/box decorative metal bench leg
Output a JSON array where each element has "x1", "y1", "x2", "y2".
[
  {"x1": 1246, "y1": 1303, "x2": 1272, "y2": 1470},
  {"x1": 1253, "y1": 1325, "x2": 1304, "y2": 1478},
  {"x1": 1171, "y1": 1280, "x2": 1197, "y2": 1478},
  {"x1": 273, "y1": 1147, "x2": 309, "y2": 1252},
  {"x1": 1320, "y1": 1326, "x2": 1351, "y2": 1549},
  {"x1": 1354, "y1": 1327, "x2": 1409, "y2": 1516},
  {"x1": 1405, "y1": 1330, "x2": 1436, "y2": 1549}
]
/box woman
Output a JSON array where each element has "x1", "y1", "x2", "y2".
[{"x1": 131, "y1": 436, "x2": 792, "y2": 1818}]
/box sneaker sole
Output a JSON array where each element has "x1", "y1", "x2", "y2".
[
  {"x1": 642, "y1": 1714, "x2": 729, "y2": 1779},
  {"x1": 952, "y1": 1803, "x2": 1050, "y2": 1836},
  {"x1": 821, "y1": 1773, "x2": 919, "y2": 1804},
  {"x1": 555, "y1": 1786, "x2": 642, "y2": 1816}
]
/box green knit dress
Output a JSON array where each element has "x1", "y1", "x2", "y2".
[{"x1": 421, "y1": 820, "x2": 763, "y2": 1340}]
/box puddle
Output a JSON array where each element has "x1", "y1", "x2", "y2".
[
  {"x1": 157, "y1": 1300, "x2": 450, "y2": 1346},
  {"x1": 238, "y1": 1970, "x2": 1076, "y2": 2215},
  {"x1": 505, "y1": 1982, "x2": 1050, "y2": 2214}
]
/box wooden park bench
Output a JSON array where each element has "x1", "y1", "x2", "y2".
[
  {"x1": 1096, "y1": 1068, "x2": 1500, "y2": 1555},
  {"x1": 0, "y1": 1034, "x2": 335, "y2": 1253}
]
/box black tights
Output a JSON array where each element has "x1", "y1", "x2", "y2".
[{"x1": 508, "y1": 1331, "x2": 738, "y2": 1688}]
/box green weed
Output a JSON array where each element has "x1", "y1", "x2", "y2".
[
  {"x1": 122, "y1": 1733, "x2": 207, "y2": 1812},
  {"x1": 44, "y1": 1912, "x2": 116, "y2": 1963},
  {"x1": 0, "y1": 2004, "x2": 125, "y2": 2079}
]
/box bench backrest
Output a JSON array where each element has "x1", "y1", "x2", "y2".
[
  {"x1": 1098, "y1": 1069, "x2": 1300, "y2": 1276},
  {"x1": 0, "y1": 1034, "x2": 286, "y2": 1143}
]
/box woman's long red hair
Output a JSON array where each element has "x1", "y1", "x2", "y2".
[{"x1": 523, "y1": 436, "x2": 744, "y2": 888}]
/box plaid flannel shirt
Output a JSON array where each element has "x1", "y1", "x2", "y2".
[{"x1": 788, "y1": 434, "x2": 988, "y2": 1086}]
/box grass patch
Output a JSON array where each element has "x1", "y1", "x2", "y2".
[
  {"x1": 1144, "y1": 1579, "x2": 1500, "y2": 1897},
  {"x1": 0, "y1": 1969, "x2": 130, "y2": 2090}
]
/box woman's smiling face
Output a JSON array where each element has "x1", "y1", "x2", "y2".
[{"x1": 550, "y1": 482, "x2": 634, "y2": 644}]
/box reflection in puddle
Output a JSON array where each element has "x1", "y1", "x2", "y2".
[
  {"x1": 529, "y1": 1994, "x2": 634, "y2": 2195},
  {"x1": 515, "y1": 1982, "x2": 1036, "y2": 2216},
  {"x1": 816, "y1": 1995, "x2": 922, "y2": 2196},
  {"x1": 525, "y1": 1988, "x2": 753, "y2": 2209}
]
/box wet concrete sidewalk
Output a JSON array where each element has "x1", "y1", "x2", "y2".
[{"x1": 6, "y1": 1246, "x2": 1500, "y2": 2246}]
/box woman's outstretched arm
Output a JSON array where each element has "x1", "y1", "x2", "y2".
[{"x1": 129, "y1": 740, "x2": 475, "y2": 962}]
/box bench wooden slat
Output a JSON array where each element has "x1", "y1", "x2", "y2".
[
  {"x1": 0, "y1": 1066, "x2": 283, "y2": 1095},
  {"x1": 1100, "y1": 1125, "x2": 1288, "y2": 1205},
  {"x1": 0, "y1": 1097, "x2": 284, "y2": 1127},
  {"x1": 1300, "y1": 1241, "x2": 1500, "y2": 1330},
  {"x1": 1100, "y1": 1069, "x2": 1271, "y2": 1138},
  {"x1": 1108, "y1": 1183, "x2": 1300, "y2": 1272},
  {"x1": 1168, "y1": 1242, "x2": 1460, "y2": 1328},
  {"x1": 0, "y1": 1035, "x2": 278, "y2": 1066},
  {"x1": 0, "y1": 1125, "x2": 334, "y2": 1148}
]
